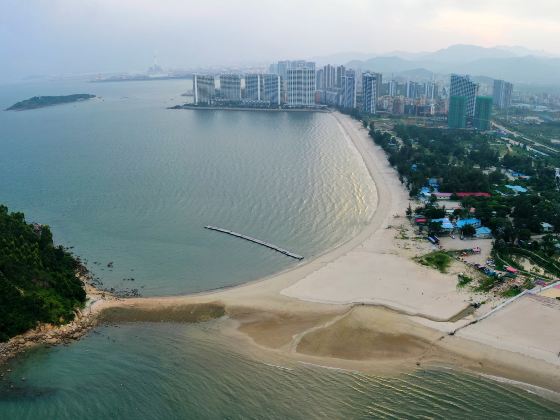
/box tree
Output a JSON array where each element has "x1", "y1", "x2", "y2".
[
  {"x1": 406, "y1": 203, "x2": 413, "y2": 218},
  {"x1": 518, "y1": 228, "x2": 531, "y2": 241},
  {"x1": 428, "y1": 221, "x2": 443, "y2": 235},
  {"x1": 461, "y1": 224, "x2": 476, "y2": 237}
]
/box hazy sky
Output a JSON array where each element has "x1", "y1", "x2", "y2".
[{"x1": 1, "y1": 0, "x2": 560, "y2": 81}]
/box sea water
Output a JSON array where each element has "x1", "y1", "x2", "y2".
[{"x1": 0, "y1": 79, "x2": 558, "y2": 419}]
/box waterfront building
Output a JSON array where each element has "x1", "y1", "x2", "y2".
[
  {"x1": 193, "y1": 74, "x2": 215, "y2": 105},
  {"x1": 262, "y1": 74, "x2": 281, "y2": 105},
  {"x1": 362, "y1": 72, "x2": 378, "y2": 114},
  {"x1": 474, "y1": 96, "x2": 493, "y2": 130},
  {"x1": 244, "y1": 74, "x2": 261, "y2": 101},
  {"x1": 493, "y1": 79, "x2": 513, "y2": 109},
  {"x1": 271, "y1": 60, "x2": 316, "y2": 104},
  {"x1": 243, "y1": 74, "x2": 281, "y2": 106},
  {"x1": 448, "y1": 96, "x2": 467, "y2": 129},
  {"x1": 340, "y1": 69, "x2": 357, "y2": 109},
  {"x1": 450, "y1": 74, "x2": 478, "y2": 118},
  {"x1": 286, "y1": 63, "x2": 316, "y2": 106},
  {"x1": 220, "y1": 74, "x2": 242, "y2": 101}
]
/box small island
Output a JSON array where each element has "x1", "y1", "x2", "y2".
[{"x1": 6, "y1": 94, "x2": 96, "y2": 111}]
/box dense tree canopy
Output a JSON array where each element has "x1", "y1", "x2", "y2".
[{"x1": 0, "y1": 205, "x2": 86, "y2": 341}]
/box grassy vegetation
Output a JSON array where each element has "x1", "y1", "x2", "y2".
[
  {"x1": 501, "y1": 285, "x2": 523, "y2": 298},
  {"x1": 0, "y1": 205, "x2": 86, "y2": 342},
  {"x1": 457, "y1": 274, "x2": 473, "y2": 288},
  {"x1": 475, "y1": 276, "x2": 502, "y2": 292},
  {"x1": 418, "y1": 251, "x2": 453, "y2": 273}
]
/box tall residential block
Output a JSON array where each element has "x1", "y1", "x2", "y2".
[
  {"x1": 448, "y1": 96, "x2": 467, "y2": 129},
  {"x1": 262, "y1": 74, "x2": 281, "y2": 105},
  {"x1": 272, "y1": 60, "x2": 315, "y2": 104},
  {"x1": 193, "y1": 74, "x2": 215, "y2": 105},
  {"x1": 219, "y1": 74, "x2": 242, "y2": 101},
  {"x1": 244, "y1": 74, "x2": 262, "y2": 101},
  {"x1": 336, "y1": 65, "x2": 346, "y2": 88},
  {"x1": 374, "y1": 72, "x2": 382, "y2": 101},
  {"x1": 362, "y1": 72, "x2": 378, "y2": 114},
  {"x1": 493, "y1": 79, "x2": 513, "y2": 109},
  {"x1": 244, "y1": 74, "x2": 281, "y2": 105},
  {"x1": 316, "y1": 68, "x2": 325, "y2": 90},
  {"x1": 287, "y1": 65, "x2": 316, "y2": 106},
  {"x1": 450, "y1": 74, "x2": 478, "y2": 118},
  {"x1": 340, "y1": 69, "x2": 357, "y2": 109},
  {"x1": 474, "y1": 96, "x2": 493, "y2": 130},
  {"x1": 323, "y1": 64, "x2": 336, "y2": 90}
]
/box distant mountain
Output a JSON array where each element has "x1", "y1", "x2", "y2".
[
  {"x1": 310, "y1": 52, "x2": 376, "y2": 66},
  {"x1": 343, "y1": 44, "x2": 560, "y2": 85},
  {"x1": 346, "y1": 56, "x2": 421, "y2": 73},
  {"x1": 418, "y1": 44, "x2": 516, "y2": 63},
  {"x1": 495, "y1": 45, "x2": 554, "y2": 58}
]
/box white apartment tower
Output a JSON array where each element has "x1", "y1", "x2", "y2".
[
  {"x1": 193, "y1": 74, "x2": 215, "y2": 105},
  {"x1": 219, "y1": 74, "x2": 242, "y2": 101},
  {"x1": 362, "y1": 73, "x2": 378, "y2": 114},
  {"x1": 340, "y1": 69, "x2": 357, "y2": 109},
  {"x1": 286, "y1": 62, "x2": 316, "y2": 106}
]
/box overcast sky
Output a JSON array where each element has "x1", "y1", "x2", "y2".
[{"x1": 1, "y1": 0, "x2": 560, "y2": 81}]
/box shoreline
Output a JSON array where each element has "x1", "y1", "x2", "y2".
[
  {"x1": 169, "y1": 104, "x2": 329, "y2": 112},
  {"x1": 3, "y1": 112, "x2": 560, "y2": 399}
]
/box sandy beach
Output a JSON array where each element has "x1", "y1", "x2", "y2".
[
  {"x1": 91, "y1": 111, "x2": 560, "y2": 394},
  {"x1": 5, "y1": 111, "x2": 560, "y2": 397}
]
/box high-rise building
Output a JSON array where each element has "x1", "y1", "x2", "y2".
[
  {"x1": 323, "y1": 64, "x2": 336, "y2": 90},
  {"x1": 219, "y1": 74, "x2": 241, "y2": 101},
  {"x1": 448, "y1": 96, "x2": 467, "y2": 129},
  {"x1": 340, "y1": 69, "x2": 357, "y2": 109},
  {"x1": 450, "y1": 74, "x2": 478, "y2": 118},
  {"x1": 262, "y1": 74, "x2": 281, "y2": 105},
  {"x1": 193, "y1": 74, "x2": 215, "y2": 105},
  {"x1": 287, "y1": 63, "x2": 316, "y2": 106},
  {"x1": 474, "y1": 96, "x2": 493, "y2": 130},
  {"x1": 374, "y1": 73, "x2": 382, "y2": 101},
  {"x1": 406, "y1": 81, "x2": 422, "y2": 99},
  {"x1": 424, "y1": 82, "x2": 438, "y2": 101},
  {"x1": 272, "y1": 60, "x2": 315, "y2": 104},
  {"x1": 316, "y1": 68, "x2": 325, "y2": 90},
  {"x1": 244, "y1": 74, "x2": 281, "y2": 105},
  {"x1": 362, "y1": 73, "x2": 378, "y2": 114},
  {"x1": 244, "y1": 74, "x2": 262, "y2": 101},
  {"x1": 388, "y1": 80, "x2": 397, "y2": 97},
  {"x1": 336, "y1": 65, "x2": 346, "y2": 88},
  {"x1": 493, "y1": 79, "x2": 513, "y2": 109}
]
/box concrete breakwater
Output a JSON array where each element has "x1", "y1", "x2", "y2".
[{"x1": 204, "y1": 226, "x2": 304, "y2": 260}]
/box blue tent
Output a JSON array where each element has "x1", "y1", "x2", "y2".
[
  {"x1": 456, "y1": 218, "x2": 481, "y2": 229},
  {"x1": 475, "y1": 227, "x2": 492, "y2": 238}
]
